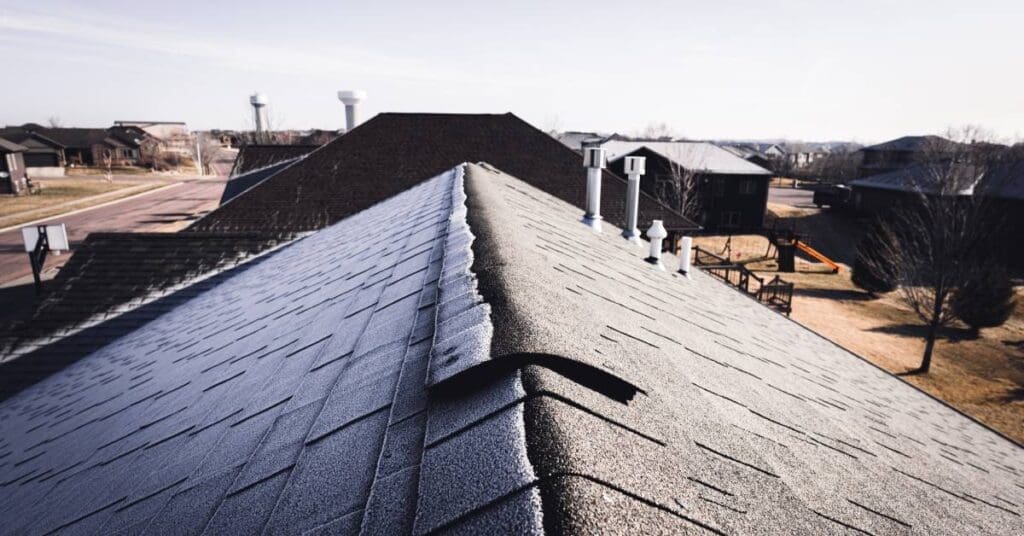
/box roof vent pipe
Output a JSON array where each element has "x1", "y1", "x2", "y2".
[
  {"x1": 337, "y1": 90, "x2": 367, "y2": 131},
  {"x1": 678, "y1": 236, "x2": 693, "y2": 277},
  {"x1": 645, "y1": 220, "x2": 667, "y2": 269},
  {"x1": 622, "y1": 156, "x2": 645, "y2": 241},
  {"x1": 582, "y1": 147, "x2": 606, "y2": 231}
]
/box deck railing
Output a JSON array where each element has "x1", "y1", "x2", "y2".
[{"x1": 691, "y1": 246, "x2": 793, "y2": 315}]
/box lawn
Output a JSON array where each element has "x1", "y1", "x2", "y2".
[
  {"x1": 0, "y1": 178, "x2": 166, "y2": 228},
  {"x1": 693, "y1": 233, "x2": 1024, "y2": 444}
]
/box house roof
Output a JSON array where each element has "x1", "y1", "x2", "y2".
[
  {"x1": 23, "y1": 126, "x2": 113, "y2": 149},
  {"x1": 862, "y1": 135, "x2": 953, "y2": 153},
  {"x1": 850, "y1": 160, "x2": 1024, "y2": 200},
  {"x1": 0, "y1": 128, "x2": 64, "y2": 152},
  {"x1": 229, "y1": 144, "x2": 320, "y2": 176},
  {"x1": 601, "y1": 140, "x2": 773, "y2": 175},
  {"x1": 0, "y1": 232, "x2": 282, "y2": 367},
  {"x1": 220, "y1": 158, "x2": 305, "y2": 205},
  {"x1": 1, "y1": 162, "x2": 1020, "y2": 534},
  {"x1": 191, "y1": 113, "x2": 696, "y2": 234},
  {"x1": 0, "y1": 137, "x2": 27, "y2": 153}
]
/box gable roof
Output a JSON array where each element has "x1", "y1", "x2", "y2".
[
  {"x1": 0, "y1": 137, "x2": 27, "y2": 153},
  {"x1": 229, "y1": 144, "x2": 320, "y2": 176},
  {"x1": 1, "y1": 162, "x2": 1020, "y2": 534},
  {"x1": 191, "y1": 113, "x2": 696, "y2": 233},
  {"x1": 851, "y1": 160, "x2": 1024, "y2": 200},
  {"x1": 862, "y1": 135, "x2": 954, "y2": 153},
  {"x1": 601, "y1": 140, "x2": 773, "y2": 175},
  {"x1": 220, "y1": 158, "x2": 304, "y2": 205}
]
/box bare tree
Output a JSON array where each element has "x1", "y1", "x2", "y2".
[
  {"x1": 663, "y1": 147, "x2": 705, "y2": 224},
  {"x1": 47, "y1": 116, "x2": 63, "y2": 128},
  {"x1": 861, "y1": 127, "x2": 1008, "y2": 373},
  {"x1": 636, "y1": 122, "x2": 676, "y2": 141},
  {"x1": 101, "y1": 149, "x2": 114, "y2": 182}
]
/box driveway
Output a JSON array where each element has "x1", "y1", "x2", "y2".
[
  {"x1": 768, "y1": 186, "x2": 817, "y2": 208},
  {"x1": 0, "y1": 177, "x2": 228, "y2": 287}
]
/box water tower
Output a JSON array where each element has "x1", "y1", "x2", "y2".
[
  {"x1": 337, "y1": 90, "x2": 366, "y2": 131},
  {"x1": 250, "y1": 92, "x2": 269, "y2": 139}
]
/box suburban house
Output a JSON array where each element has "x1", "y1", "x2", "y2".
[
  {"x1": 114, "y1": 120, "x2": 192, "y2": 155},
  {"x1": 0, "y1": 124, "x2": 147, "y2": 167},
  {"x1": 602, "y1": 140, "x2": 774, "y2": 233},
  {"x1": 0, "y1": 127, "x2": 65, "y2": 177},
  {"x1": 856, "y1": 135, "x2": 960, "y2": 178},
  {"x1": 0, "y1": 147, "x2": 1021, "y2": 534},
  {"x1": 718, "y1": 143, "x2": 774, "y2": 170},
  {"x1": 0, "y1": 137, "x2": 29, "y2": 194},
  {"x1": 782, "y1": 143, "x2": 829, "y2": 168},
  {"x1": 850, "y1": 159, "x2": 1024, "y2": 268}
]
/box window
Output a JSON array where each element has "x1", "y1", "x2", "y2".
[
  {"x1": 720, "y1": 211, "x2": 741, "y2": 228},
  {"x1": 739, "y1": 180, "x2": 757, "y2": 195},
  {"x1": 712, "y1": 180, "x2": 725, "y2": 197}
]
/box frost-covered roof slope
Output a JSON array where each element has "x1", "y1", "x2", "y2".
[{"x1": 0, "y1": 166, "x2": 538, "y2": 535}]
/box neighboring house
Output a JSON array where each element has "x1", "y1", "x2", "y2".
[
  {"x1": 602, "y1": 140, "x2": 774, "y2": 233},
  {"x1": 718, "y1": 143, "x2": 774, "y2": 170},
  {"x1": 782, "y1": 143, "x2": 829, "y2": 168},
  {"x1": 3, "y1": 124, "x2": 146, "y2": 167},
  {"x1": 850, "y1": 160, "x2": 1024, "y2": 269},
  {"x1": 114, "y1": 120, "x2": 191, "y2": 154},
  {"x1": 0, "y1": 137, "x2": 29, "y2": 194},
  {"x1": 0, "y1": 127, "x2": 65, "y2": 177},
  {"x1": 856, "y1": 135, "x2": 959, "y2": 177},
  {"x1": 190, "y1": 113, "x2": 697, "y2": 238},
  {"x1": 0, "y1": 162, "x2": 1021, "y2": 534}
]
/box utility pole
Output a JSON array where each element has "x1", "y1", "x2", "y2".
[{"x1": 195, "y1": 133, "x2": 204, "y2": 177}]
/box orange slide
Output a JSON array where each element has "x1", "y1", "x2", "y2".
[{"x1": 795, "y1": 241, "x2": 841, "y2": 273}]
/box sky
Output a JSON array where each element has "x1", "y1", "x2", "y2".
[{"x1": 1, "y1": 1, "x2": 1022, "y2": 143}]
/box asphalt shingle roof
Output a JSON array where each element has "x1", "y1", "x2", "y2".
[
  {"x1": 601, "y1": 140, "x2": 772, "y2": 175},
  {"x1": 191, "y1": 113, "x2": 696, "y2": 234},
  {"x1": 0, "y1": 161, "x2": 1020, "y2": 535},
  {"x1": 228, "y1": 144, "x2": 320, "y2": 177}
]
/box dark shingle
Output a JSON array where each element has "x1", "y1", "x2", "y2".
[{"x1": 191, "y1": 113, "x2": 696, "y2": 234}]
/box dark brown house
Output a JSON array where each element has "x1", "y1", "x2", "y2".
[{"x1": 604, "y1": 141, "x2": 773, "y2": 233}]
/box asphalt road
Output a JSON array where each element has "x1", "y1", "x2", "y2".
[
  {"x1": 0, "y1": 177, "x2": 228, "y2": 287},
  {"x1": 768, "y1": 186, "x2": 816, "y2": 208}
]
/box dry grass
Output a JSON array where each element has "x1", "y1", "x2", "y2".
[
  {"x1": 0, "y1": 179, "x2": 165, "y2": 228},
  {"x1": 692, "y1": 232, "x2": 1024, "y2": 443}
]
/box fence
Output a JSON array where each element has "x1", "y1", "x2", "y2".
[{"x1": 692, "y1": 246, "x2": 794, "y2": 315}]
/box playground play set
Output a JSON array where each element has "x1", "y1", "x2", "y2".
[{"x1": 680, "y1": 222, "x2": 842, "y2": 315}]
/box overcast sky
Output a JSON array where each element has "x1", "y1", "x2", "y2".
[{"x1": 2, "y1": 1, "x2": 1021, "y2": 143}]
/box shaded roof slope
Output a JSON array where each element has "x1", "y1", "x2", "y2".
[
  {"x1": 191, "y1": 113, "x2": 695, "y2": 233},
  {"x1": 862, "y1": 135, "x2": 954, "y2": 152},
  {"x1": 602, "y1": 140, "x2": 772, "y2": 175},
  {"x1": 0, "y1": 137, "x2": 28, "y2": 153},
  {"x1": 219, "y1": 158, "x2": 301, "y2": 206},
  {"x1": 229, "y1": 144, "x2": 320, "y2": 176}
]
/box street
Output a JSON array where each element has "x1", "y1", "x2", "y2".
[
  {"x1": 768, "y1": 186, "x2": 816, "y2": 208},
  {"x1": 0, "y1": 177, "x2": 228, "y2": 287}
]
